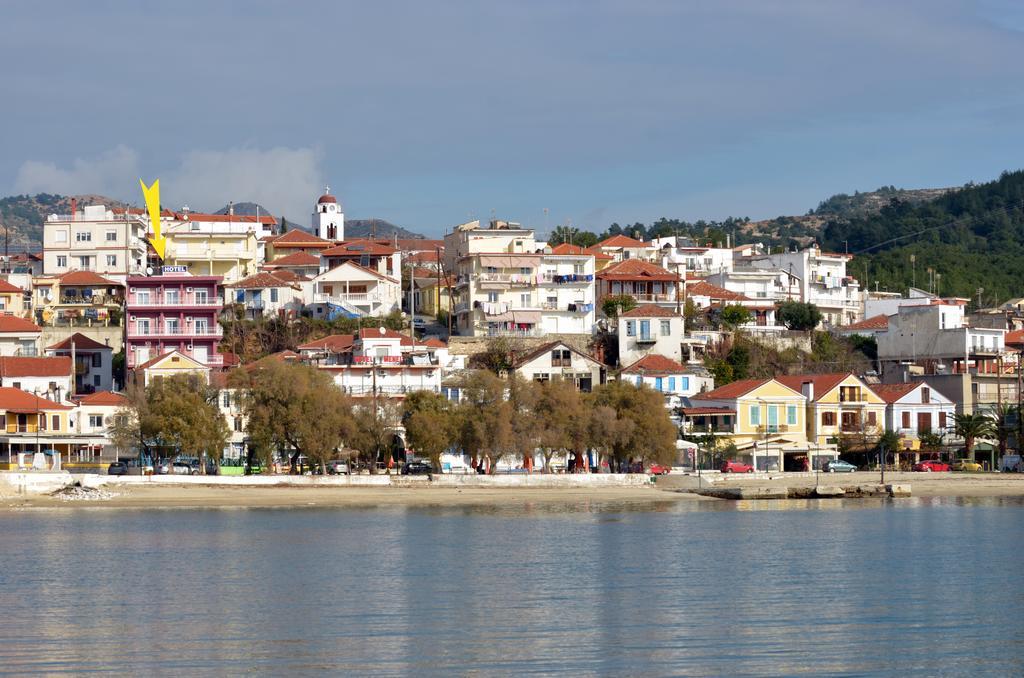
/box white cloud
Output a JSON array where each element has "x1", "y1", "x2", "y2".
[
  {"x1": 14, "y1": 145, "x2": 324, "y2": 223},
  {"x1": 14, "y1": 145, "x2": 140, "y2": 198}
]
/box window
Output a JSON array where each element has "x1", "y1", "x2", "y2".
[
  {"x1": 12, "y1": 382, "x2": 19, "y2": 390},
  {"x1": 533, "y1": 373, "x2": 550, "y2": 382},
  {"x1": 49, "y1": 381, "x2": 56, "y2": 392},
  {"x1": 551, "y1": 349, "x2": 571, "y2": 367},
  {"x1": 639, "y1": 320, "x2": 651, "y2": 340},
  {"x1": 106, "y1": 255, "x2": 117, "y2": 266},
  {"x1": 787, "y1": 405, "x2": 797, "y2": 426},
  {"x1": 222, "y1": 391, "x2": 231, "y2": 408},
  {"x1": 681, "y1": 377, "x2": 689, "y2": 390},
  {"x1": 136, "y1": 318, "x2": 150, "y2": 334},
  {"x1": 106, "y1": 230, "x2": 117, "y2": 242},
  {"x1": 194, "y1": 289, "x2": 208, "y2": 304},
  {"x1": 487, "y1": 292, "x2": 499, "y2": 303},
  {"x1": 939, "y1": 411, "x2": 947, "y2": 429},
  {"x1": 668, "y1": 377, "x2": 676, "y2": 391},
  {"x1": 165, "y1": 289, "x2": 180, "y2": 304},
  {"x1": 270, "y1": 288, "x2": 278, "y2": 303},
  {"x1": 39, "y1": 414, "x2": 46, "y2": 431},
  {"x1": 661, "y1": 320, "x2": 671, "y2": 336},
  {"x1": 165, "y1": 318, "x2": 179, "y2": 334},
  {"x1": 520, "y1": 267, "x2": 531, "y2": 275},
  {"x1": 520, "y1": 293, "x2": 530, "y2": 307},
  {"x1": 573, "y1": 263, "x2": 585, "y2": 274},
  {"x1": 626, "y1": 321, "x2": 635, "y2": 337},
  {"x1": 635, "y1": 376, "x2": 642, "y2": 387},
  {"x1": 56, "y1": 256, "x2": 67, "y2": 268},
  {"x1": 92, "y1": 353, "x2": 102, "y2": 367},
  {"x1": 655, "y1": 377, "x2": 663, "y2": 391},
  {"x1": 75, "y1": 231, "x2": 92, "y2": 242},
  {"x1": 822, "y1": 412, "x2": 836, "y2": 427},
  {"x1": 921, "y1": 387, "x2": 930, "y2": 404},
  {"x1": 750, "y1": 404, "x2": 761, "y2": 426},
  {"x1": 867, "y1": 411, "x2": 877, "y2": 426},
  {"x1": 135, "y1": 290, "x2": 150, "y2": 304},
  {"x1": 93, "y1": 374, "x2": 100, "y2": 386},
  {"x1": 55, "y1": 230, "x2": 67, "y2": 243},
  {"x1": 52, "y1": 415, "x2": 59, "y2": 431},
  {"x1": 902, "y1": 411, "x2": 911, "y2": 429},
  {"x1": 234, "y1": 417, "x2": 243, "y2": 433},
  {"x1": 89, "y1": 414, "x2": 103, "y2": 428}
]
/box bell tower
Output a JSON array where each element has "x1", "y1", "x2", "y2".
[{"x1": 312, "y1": 185, "x2": 344, "y2": 241}]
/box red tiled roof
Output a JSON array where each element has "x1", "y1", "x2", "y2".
[
  {"x1": 265, "y1": 251, "x2": 321, "y2": 267},
  {"x1": 228, "y1": 272, "x2": 298, "y2": 289},
  {"x1": 686, "y1": 281, "x2": 752, "y2": 302},
  {"x1": 76, "y1": 390, "x2": 129, "y2": 407},
  {"x1": 597, "y1": 259, "x2": 678, "y2": 281},
  {"x1": 422, "y1": 338, "x2": 447, "y2": 348},
  {"x1": 620, "y1": 305, "x2": 679, "y2": 318},
  {"x1": 869, "y1": 382, "x2": 921, "y2": 404},
  {"x1": 692, "y1": 378, "x2": 772, "y2": 401},
  {"x1": 0, "y1": 279, "x2": 25, "y2": 294},
  {"x1": 175, "y1": 212, "x2": 276, "y2": 225},
  {"x1": 57, "y1": 271, "x2": 121, "y2": 287},
  {"x1": 318, "y1": 261, "x2": 399, "y2": 284},
  {"x1": 841, "y1": 314, "x2": 889, "y2": 331},
  {"x1": 0, "y1": 387, "x2": 72, "y2": 412},
  {"x1": 776, "y1": 373, "x2": 854, "y2": 401},
  {"x1": 511, "y1": 340, "x2": 600, "y2": 369},
  {"x1": 358, "y1": 328, "x2": 406, "y2": 340},
  {"x1": 596, "y1": 234, "x2": 651, "y2": 248},
  {"x1": 46, "y1": 332, "x2": 109, "y2": 350},
  {"x1": 0, "y1": 316, "x2": 41, "y2": 333},
  {"x1": 393, "y1": 239, "x2": 444, "y2": 252},
  {"x1": 297, "y1": 334, "x2": 355, "y2": 353},
  {"x1": 317, "y1": 194, "x2": 337, "y2": 204},
  {"x1": 267, "y1": 228, "x2": 332, "y2": 247},
  {"x1": 0, "y1": 356, "x2": 71, "y2": 378},
  {"x1": 550, "y1": 243, "x2": 614, "y2": 261},
  {"x1": 322, "y1": 239, "x2": 398, "y2": 257},
  {"x1": 621, "y1": 354, "x2": 689, "y2": 374},
  {"x1": 1006, "y1": 329, "x2": 1024, "y2": 346}
]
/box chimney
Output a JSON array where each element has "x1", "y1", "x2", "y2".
[
  {"x1": 228, "y1": 202, "x2": 234, "y2": 216},
  {"x1": 801, "y1": 380, "x2": 814, "y2": 401}
]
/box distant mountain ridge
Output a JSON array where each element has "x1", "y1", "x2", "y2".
[
  {"x1": 345, "y1": 219, "x2": 425, "y2": 239},
  {"x1": 0, "y1": 193, "x2": 128, "y2": 245}
]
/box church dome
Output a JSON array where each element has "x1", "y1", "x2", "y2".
[{"x1": 317, "y1": 194, "x2": 337, "y2": 205}]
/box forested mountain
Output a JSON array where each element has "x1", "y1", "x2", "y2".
[
  {"x1": 0, "y1": 193, "x2": 127, "y2": 245},
  {"x1": 820, "y1": 171, "x2": 1024, "y2": 306}
]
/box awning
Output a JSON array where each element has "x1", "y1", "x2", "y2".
[
  {"x1": 512, "y1": 311, "x2": 540, "y2": 324},
  {"x1": 479, "y1": 255, "x2": 540, "y2": 268}
]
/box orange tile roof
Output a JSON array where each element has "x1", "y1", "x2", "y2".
[
  {"x1": 46, "y1": 332, "x2": 109, "y2": 350},
  {"x1": 319, "y1": 261, "x2": 399, "y2": 284},
  {"x1": 76, "y1": 390, "x2": 129, "y2": 407},
  {"x1": 597, "y1": 259, "x2": 678, "y2": 281},
  {"x1": 0, "y1": 316, "x2": 41, "y2": 333},
  {"x1": 57, "y1": 271, "x2": 121, "y2": 287},
  {"x1": 0, "y1": 356, "x2": 72, "y2": 378},
  {"x1": 686, "y1": 281, "x2": 752, "y2": 302},
  {"x1": 228, "y1": 271, "x2": 298, "y2": 289},
  {"x1": 869, "y1": 382, "x2": 921, "y2": 403},
  {"x1": 1005, "y1": 329, "x2": 1024, "y2": 346},
  {"x1": 265, "y1": 251, "x2": 321, "y2": 267},
  {"x1": 0, "y1": 279, "x2": 25, "y2": 294},
  {"x1": 550, "y1": 243, "x2": 614, "y2": 260},
  {"x1": 358, "y1": 328, "x2": 406, "y2": 340},
  {"x1": 297, "y1": 334, "x2": 355, "y2": 353},
  {"x1": 267, "y1": 228, "x2": 332, "y2": 247},
  {"x1": 175, "y1": 212, "x2": 277, "y2": 225},
  {"x1": 620, "y1": 305, "x2": 679, "y2": 318},
  {"x1": 692, "y1": 378, "x2": 772, "y2": 401},
  {"x1": 596, "y1": 234, "x2": 651, "y2": 248},
  {"x1": 775, "y1": 373, "x2": 854, "y2": 401},
  {"x1": 0, "y1": 387, "x2": 72, "y2": 412},
  {"x1": 621, "y1": 354, "x2": 689, "y2": 374},
  {"x1": 322, "y1": 239, "x2": 398, "y2": 257},
  {"x1": 841, "y1": 314, "x2": 889, "y2": 331}
]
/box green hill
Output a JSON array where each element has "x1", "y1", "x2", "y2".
[
  {"x1": 821, "y1": 170, "x2": 1024, "y2": 306},
  {"x1": 0, "y1": 192, "x2": 128, "y2": 245}
]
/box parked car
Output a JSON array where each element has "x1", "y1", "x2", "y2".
[
  {"x1": 107, "y1": 461, "x2": 129, "y2": 476},
  {"x1": 952, "y1": 460, "x2": 984, "y2": 472},
  {"x1": 401, "y1": 461, "x2": 433, "y2": 476},
  {"x1": 411, "y1": 317, "x2": 428, "y2": 330},
  {"x1": 172, "y1": 461, "x2": 198, "y2": 475},
  {"x1": 329, "y1": 460, "x2": 350, "y2": 475},
  {"x1": 913, "y1": 460, "x2": 950, "y2": 472},
  {"x1": 153, "y1": 460, "x2": 170, "y2": 475},
  {"x1": 720, "y1": 460, "x2": 754, "y2": 473},
  {"x1": 648, "y1": 463, "x2": 672, "y2": 475},
  {"x1": 825, "y1": 459, "x2": 857, "y2": 473}
]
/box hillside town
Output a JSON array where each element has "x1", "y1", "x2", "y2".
[{"x1": 0, "y1": 186, "x2": 1020, "y2": 476}]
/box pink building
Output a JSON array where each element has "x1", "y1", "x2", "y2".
[{"x1": 125, "y1": 273, "x2": 223, "y2": 369}]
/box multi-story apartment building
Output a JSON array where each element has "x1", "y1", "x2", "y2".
[
  {"x1": 44, "y1": 332, "x2": 114, "y2": 394},
  {"x1": 125, "y1": 272, "x2": 224, "y2": 369},
  {"x1": 157, "y1": 210, "x2": 275, "y2": 284},
  {"x1": 596, "y1": 259, "x2": 680, "y2": 309},
  {"x1": 748, "y1": 245, "x2": 862, "y2": 326},
  {"x1": 445, "y1": 221, "x2": 596, "y2": 337},
  {"x1": 42, "y1": 204, "x2": 148, "y2": 281}
]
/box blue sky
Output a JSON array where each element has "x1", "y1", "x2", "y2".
[{"x1": 2, "y1": 0, "x2": 1024, "y2": 236}]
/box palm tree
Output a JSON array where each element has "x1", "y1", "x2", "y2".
[
  {"x1": 953, "y1": 412, "x2": 996, "y2": 461},
  {"x1": 876, "y1": 429, "x2": 902, "y2": 469},
  {"x1": 990, "y1": 404, "x2": 1018, "y2": 458}
]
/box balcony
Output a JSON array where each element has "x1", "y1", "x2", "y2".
[
  {"x1": 635, "y1": 334, "x2": 657, "y2": 344},
  {"x1": 127, "y1": 324, "x2": 224, "y2": 339},
  {"x1": 479, "y1": 273, "x2": 536, "y2": 286},
  {"x1": 631, "y1": 293, "x2": 676, "y2": 303},
  {"x1": 313, "y1": 292, "x2": 384, "y2": 306},
  {"x1": 127, "y1": 294, "x2": 222, "y2": 308},
  {"x1": 540, "y1": 273, "x2": 593, "y2": 285},
  {"x1": 126, "y1": 351, "x2": 225, "y2": 368}
]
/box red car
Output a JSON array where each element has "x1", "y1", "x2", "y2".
[
  {"x1": 720, "y1": 460, "x2": 754, "y2": 473},
  {"x1": 913, "y1": 460, "x2": 950, "y2": 472},
  {"x1": 648, "y1": 464, "x2": 672, "y2": 475}
]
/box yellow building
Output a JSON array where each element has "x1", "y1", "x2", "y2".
[
  {"x1": 685, "y1": 378, "x2": 839, "y2": 471},
  {"x1": 0, "y1": 279, "x2": 29, "y2": 318},
  {"x1": 777, "y1": 373, "x2": 887, "y2": 453},
  {"x1": 0, "y1": 387, "x2": 74, "y2": 467}
]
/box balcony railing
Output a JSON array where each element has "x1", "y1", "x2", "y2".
[
  {"x1": 630, "y1": 293, "x2": 676, "y2": 303},
  {"x1": 540, "y1": 273, "x2": 593, "y2": 284},
  {"x1": 479, "y1": 274, "x2": 536, "y2": 286},
  {"x1": 127, "y1": 325, "x2": 224, "y2": 338},
  {"x1": 127, "y1": 294, "x2": 222, "y2": 307},
  {"x1": 340, "y1": 384, "x2": 440, "y2": 396},
  {"x1": 486, "y1": 328, "x2": 544, "y2": 338},
  {"x1": 126, "y1": 352, "x2": 225, "y2": 368},
  {"x1": 313, "y1": 292, "x2": 384, "y2": 305}
]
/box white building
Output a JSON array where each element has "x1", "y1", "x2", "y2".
[
  {"x1": 511, "y1": 340, "x2": 604, "y2": 391},
  {"x1": 0, "y1": 316, "x2": 41, "y2": 356},
  {"x1": 70, "y1": 391, "x2": 128, "y2": 460},
  {"x1": 312, "y1": 187, "x2": 344, "y2": 241},
  {"x1": 45, "y1": 332, "x2": 114, "y2": 393},
  {"x1": 227, "y1": 271, "x2": 306, "y2": 320},
  {"x1": 871, "y1": 381, "x2": 956, "y2": 444},
  {"x1": 620, "y1": 354, "x2": 713, "y2": 409},
  {"x1": 308, "y1": 261, "x2": 402, "y2": 318},
  {"x1": 617, "y1": 305, "x2": 684, "y2": 366},
  {"x1": 42, "y1": 204, "x2": 148, "y2": 281},
  {"x1": 0, "y1": 356, "x2": 73, "y2": 399},
  {"x1": 748, "y1": 245, "x2": 862, "y2": 326}
]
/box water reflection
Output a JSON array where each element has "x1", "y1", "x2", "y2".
[{"x1": 1, "y1": 502, "x2": 1023, "y2": 675}]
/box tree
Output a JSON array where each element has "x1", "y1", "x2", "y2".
[
  {"x1": 918, "y1": 431, "x2": 945, "y2": 457},
  {"x1": 455, "y1": 370, "x2": 512, "y2": 473},
  {"x1": 777, "y1": 301, "x2": 823, "y2": 331},
  {"x1": 351, "y1": 399, "x2": 402, "y2": 473},
  {"x1": 718, "y1": 304, "x2": 751, "y2": 330},
  {"x1": 876, "y1": 429, "x2": 902, "y2": 468},
  {"x1": 588, "y1": 381, "x2": 676, "y2": 470},
  {"x1": 602, "y1": 294, "x2": 637, "y2": 320},
  {"x1": 683, "y1": 297, "x2": 703, "y2": 328},
  {"x1": 468, "y1": 336, "x2": 523, "y2": 374},
  {"x1": 232, "y1": 359, "x2": 356, "y2": 474},
  {"x1": 990, "y1": 404, "x2": 1017, "y2": 458},
  {"x1": 953, "y1": 412, "x2": 995, "y2": 461},
  {"x1": 402, "y1": 391, "x2": 455, "y2": 471},
  {"x1": 531, "y1": 378, "x2": 586, "y2": 473}
]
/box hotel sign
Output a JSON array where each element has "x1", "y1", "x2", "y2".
[{"x1": 161, "y1": 265, "x2": 187, "y2": 274}]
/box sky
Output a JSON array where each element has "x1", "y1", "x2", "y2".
[{"x1": 2, "y1": 0, "x2": 1024, "y2": 237}]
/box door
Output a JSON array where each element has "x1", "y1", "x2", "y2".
[
  {"x1": 768, "y1": 405, "x2": 779, "y2": 432},
  {"x1": 917, "y1": 412, "x2": 931, "y2": 433}
]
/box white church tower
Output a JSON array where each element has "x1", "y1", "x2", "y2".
[{"x1": 313, "y1": 186, "x2": 344, "y2": 241}]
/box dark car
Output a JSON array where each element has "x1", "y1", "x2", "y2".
[
  {"x1": 107, "y1": 461, "x2": 129, "y2": 476},
  {"x1": 401, "y1": 461, "x2": 433, "y2": 476}
]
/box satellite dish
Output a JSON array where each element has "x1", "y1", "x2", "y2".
[
  {"x1": 146, "y1": 266, "x2": 154, "y2": 276},
  {"x1": 45, "y1": 292, "x2": 53, "y2": 302},
  {"x1": 379, "y1": 326, "x2": 386, "y2": 335}
]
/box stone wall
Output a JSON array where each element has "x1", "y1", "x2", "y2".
[
  {"x1": 40, "y1": 325, "x2": 123, "y2": 353},
  {"x1": 447, "y1": 334, "x2": 594, "y2": 357}
]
